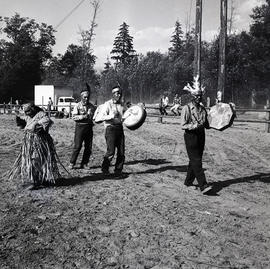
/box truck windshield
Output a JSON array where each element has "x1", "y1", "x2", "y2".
[{"x1": 64, "y1": 98, "x2": 75, "y2": 102}]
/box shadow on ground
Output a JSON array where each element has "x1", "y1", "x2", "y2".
[
  {"x1": 210, "y1": 172, "x2": 270, "y2": 194},
  {"x1": 125, "y1": 158, "x2": 171, "y2": 166},
  {"x1": 55, "y1": 161, "x2": 188, "y2": 187},
  {"x1": 90, "y1": 158, "x2": 171, "y2": 169},
  {"x1": 133, "y1": 165, "x2": 188, "y2": 175},
  {"x1": 55, "y1": 172, "x2": 129, "y2": 187}
]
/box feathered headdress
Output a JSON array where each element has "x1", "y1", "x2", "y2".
[
  {"x1": 23, "y1": 103, "x2": 34, "y2": 112},
  {"x1": 183, "y1": 75, "x2": 205, "y2": 95},
  {"x1": 81, "y1": 83, "x2": 91, "y2": 95}
]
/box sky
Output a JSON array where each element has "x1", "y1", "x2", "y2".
[{"x1": 1, "y1": 0, "x2": 266, "y2": 70}]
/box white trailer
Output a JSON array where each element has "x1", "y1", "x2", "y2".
[
  {"x1": 34, "y1": 85, "x2": 76, "y2": 112},
  {"x1": 34, "y1": 85, "x2": 55, "y2": 108}
]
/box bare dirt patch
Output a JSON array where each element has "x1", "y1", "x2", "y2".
[{"x1": 1, "y1": 114, "x2": 270, "y2": 268}]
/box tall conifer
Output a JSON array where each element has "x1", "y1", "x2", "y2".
[{"x1": 111, "y1": 22, "x2": 136, "y2": 67}]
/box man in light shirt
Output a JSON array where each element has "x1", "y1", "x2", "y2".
[
  {"x1": 98, "y1": 86, "x2": 126, "y2": 175},
  {"x1": 159, "y1": 95, "x2": 169, "y2": 115}
]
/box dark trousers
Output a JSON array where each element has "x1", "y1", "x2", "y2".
[
  {"x1": 70, "y1": 123, "x2": 93, "y2": 165},
  {"x1": 102, "y1": 125, "x2": 125, "y2": 172},
  {"x1": 159, "y1": 105, "x2": 168, "y2": 115},
  {"x1": 184, "y1": 129, "x2": 207, "y2": 190}
]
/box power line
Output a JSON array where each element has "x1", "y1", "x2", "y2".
[{"x1": 54, "y1": 0, "x2": 86, "y2": 30}]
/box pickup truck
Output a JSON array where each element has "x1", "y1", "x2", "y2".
[{"x1": 57, "y1": 97, "x2": 76, "y2": 113}]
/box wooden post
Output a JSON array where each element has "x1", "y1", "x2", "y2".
[
  {"x1": 69, "y1": 102, "x2": 72, "y2": 118},
  {"x1": 48, "y1": 106, "x2": 51, "y2": 118},
  {"x1": 194, "y1": 0, "x2": 202, "y2": 80},
  {"x1": 207, "y1": 97, "x2": 211, "y2": 108},
  {"x1": 265, "y1": 110, "x2": 270, "y2": 133},
  {"x1": 218, "y1": 0, "x2": 228, "y2": 102},
  {"x1": 266, "y1": 99, "x2": 270, "y2": 109},
  {"x1": 251, "y1": 89, "x2": 256, "y2": 108},
  {"x1": 8, "y1": 103, "x2": 11, "y2": 114},
  {"x1": 158, "y1": 116, "x2": 163, "y2": 123}
]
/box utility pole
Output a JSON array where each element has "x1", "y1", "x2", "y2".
[
  {"x1": 194, "y1": 0, "x2": 202, "y2": 82},
  {"x1": 228, "y1": 0, "x2": 235, "y2": 35},
  {"x1": 218, "y1": 0, "x2": 228, "y2": 102}
]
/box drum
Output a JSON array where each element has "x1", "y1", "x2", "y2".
[
  {"x1": 123, "y1": 104, "x2": 147, "y2": 130},
  {"x1": 207, "y1": 102, "x2": 236, "y2": 131},
  {"x1": 93, "y1": 104, "x2": 105, "y2": 124}
]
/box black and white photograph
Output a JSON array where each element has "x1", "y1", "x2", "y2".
[{"x1": 0, "y1": 0, "x2": 270, "y2": 268}]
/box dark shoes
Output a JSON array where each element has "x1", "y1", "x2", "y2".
[
  {"x1": 101, "y1": 168, "x2": 110, "y2": 175},
  {"x1": 80, "y1": 163, "x2": 91, "y2": 170},
  {"x1": 114, "y1": 170, "x2": 122, "y2": 176},
  {"x1": 101, "y1": 169, "x2": 123, "y2": 176},
  {"x1": 184, "y1": 183, "x2": 196, "y2": 190},
  {"x1": 201, "y1": 184, "x2": 212, "y2": 194},
  {"x1": 69, "y1": 163, "x2": 91, "y2": 170},
  {"x1": 26, "y1": 183, "x2": 44, "y2": 190},
  {"x1": 184, "y1": 179, "x2": 195, "y2": 187}
]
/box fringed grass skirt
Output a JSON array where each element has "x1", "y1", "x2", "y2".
[{"x1": 9, "y1": 130, "x2": 61, "y2": 185}]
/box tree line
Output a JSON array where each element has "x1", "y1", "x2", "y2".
[{"x1": 0, "y1": 0, "x2": 270, "y2": 107}]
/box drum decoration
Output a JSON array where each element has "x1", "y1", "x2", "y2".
[
  {"x1": 123, "y1": 104, "x2": 147, "y2": 130},
  {"x1": 93, "y1": 104, "x2": 105, "y2": 124},
  {"x1": 207, "y1": 102, "x2": 236, "y2": 131}
]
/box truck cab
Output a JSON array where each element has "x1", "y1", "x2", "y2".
[{"x1": 57, "y1": 97, "x2": 76, "y2": 113}]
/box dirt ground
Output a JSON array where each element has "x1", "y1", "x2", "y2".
[{"x1": 0, "y1": 113, "x2": 270, "y2": 269}]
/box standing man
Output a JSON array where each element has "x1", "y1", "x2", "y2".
[
  {"x1": 170, "y1": 93, "x2": 181, "y2": 116},
  {"x1": 159, "y1": 94, "x2": 169, "y2": 115},
  {"x1": 181, "y1": 79, "x2": 212, "y2": 194},
  {"x1": 216, "y1": 90, "x2": 222, "y2": 104},
  {"x1": 69, "y1": 85, "x2": 96, "y2": 169},
  {"x1": 98, "y1": 86, "x2": 126, "y2": 175},
  {"x1": 163, "y1": 95, "x2": 169, "y2": 114},
  {"x1": 47, "y1": 97, "x2": 53, "y2": 110}
]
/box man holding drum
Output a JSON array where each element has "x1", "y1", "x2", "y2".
[
  {"x1": 99, "y1": 86, "x2": 126, "y2": 175},
  {"x1": 181, "y1": 76, "x2": 212, "y2": 194}
]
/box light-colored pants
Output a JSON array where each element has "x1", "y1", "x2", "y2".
[{"x1": 170, "y1": 104, "x2": 181, "y2": 114}]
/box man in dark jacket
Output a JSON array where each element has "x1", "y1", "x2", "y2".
[{"x1": 69, "y1": 85, "x2": 96, "y2": 169}]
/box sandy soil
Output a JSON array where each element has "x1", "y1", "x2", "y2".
[{"x1": 0, "y1": 113, "x2": 270, "y2": 269}]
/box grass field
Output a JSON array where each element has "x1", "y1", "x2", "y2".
[{"x1": 0, "y1": 114, "x2": 270, "y2": 268}]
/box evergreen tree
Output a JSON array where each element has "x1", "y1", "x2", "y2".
[
  {"x1": 169, "y1": 20, "x2": 184, "y2": 59},
  {"x1": 182, "y1": 29, "x2": 195, "y2": 65},
  {"x1": 110, "y1": 22, "x2": 136, "y2": 67},
  {"x1": 250, "y1": 0, "x2": 270, "y2": 39},
  {"x1": 102, "y1": 57, "x2": 112, "y2": 74},
  {"x1": 248, "y1": 0, "x2": 270, "y2": 91}
]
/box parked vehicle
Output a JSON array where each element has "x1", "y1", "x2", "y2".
[
  {"x1": 57, "y1": 96, "x2": 76, "y2": 113},
  {"x1": 34, "y1": 85, "x2": 76, "y2": 113}
]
